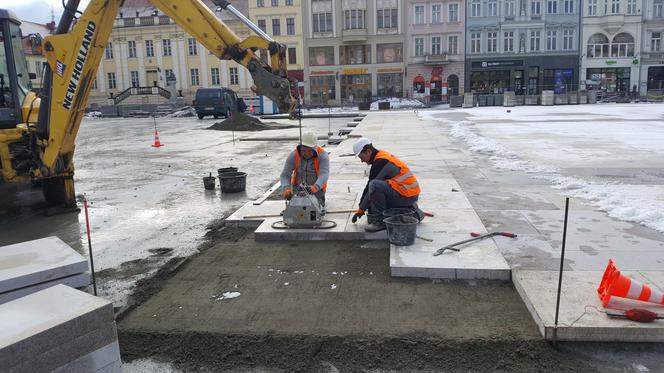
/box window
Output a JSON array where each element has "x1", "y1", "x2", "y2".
[
  {"x1": 107, "y1": 72, "x2": 116, "y2": 89},
  {"x1": 128, "y1": 40, "x2": 137, "y2": 58},
  {"x1": 286, "y1": 0, "x2": 292, "y2": 4},
  {"x1": 415, "y1": 37, "x2": 425, "y2": 56},
  {"x1": 449, "y1": 4, "x2": 459, "y2": 21},
  {"x1": 272, "y1": 19, "x2": 281, "y2": 35},
  {"x1": 145, "y1": 40, "x2": 154, "y2": 57},
  {"x1": 488, "y1": 0, "x2": 498, "y2": 15},
  {"x1": 229, "y1": 67, "x2": 239, "y2": 85},
  {"x1": 340, "y1": 44, "x2": 370, "y2": 64},
  {"x1": 288, "y1": 47, "x2": 297, "y2": 64},
  {"x1": 376, "y1": 43, "x2": 403, "y2": 62},
  {"x1": 588, "y1": 0, "x2": 597, "y2": 15},
  {"x1": 257, "y1": 0, "x2": 264, "y2": 7},
  {"x1": 309, "y1": 47, "x2": 334, "y2": 65},
  {"x1": 105, "y1": 42, "x2": 113, "y2": 59},
  {"x1": 504, "y1": 31, "x2": 514, "y2": 52},
  {"x1": 627, "y1": 0, "x2": 636, "y2": 14},
  {"x1": 432, "y1": 4, "x2": 442, "y2": 23},
  {"x1": 164, "y1": 69, "x2": 174, "y2": 82},
  {"x1": 505, "y1": 0, "x2": 515, "y2": 17},
  {"x1": 487, "y1": 31, "x2": 498, "y2": 52},
  {"x1": 188, "y1": 38, "x2": 197, "y2": 55},
  {"x1": 471, "y1": 32, "x2": 481, "y2": 53},
  {"x1": 258, "y1": 19, "x2": 267, "y2": 33},
  {"x1": 612, "y1": 33, "x2": 635, "y2": 56},
  {"x1": 344, "y1": 9, "x2": 366, "y2": 29},
  {"x1": 611, "y1": 0, "x2": 619, "y2": 13},
  {"x1": 130, "y1": 71, "x2": 139, "y2": 87},
  {"x1": 547, "y1": 0, "x2": 557, "y2": 13},
  {"x1": 162, "y1": 39, "x2": 171, "y2": 56},
  {"x1": 190, "y1": 68, "x2": 199, "y2": 86},
  {"x1": 313, "y1": 12, "x2": 333, "y2": 32},
  {"x1": 563, "y1": 29, "x2": 574, "y2": 50},
  {"x1": 563, "y1": 0, "x2": 573, "y2": 13},
  {"x1": 210, "y1": 68, "x2": 220, "y2": 85},
  {"x1": 653, "y1": 32, "x2": 662, "y2": 52},
  {"x1": 377, "y1": 8, "x2": 398, "y2": 29},
  {"x1": 530, "y1": 30, "x2": 541, "y2": 51},
  {"x1": 471, "y1": 0, "x2": 481, "y2": 16},
  {"x1": 272, "y1": 0, "x2": 278, "y2": 5},
  {"x1": 448, "y1": 35, "x2": 458, "y2": 54},
  {"x1": 414, "y1": 5, "x2": 425, "y2": 23},
  {"x1": 287, "y1": 18, "x2": 295, "y2": 35},
  {"x1": 656, "y1": 0, "x2": 664, "y2": 18},
  {"x1": 587, "y1": 33, "x2": 610, "y2": 57},
  {"x1": 547, "y1": 30, "x2": 557, "y2": 50},
  {"x1": 531, "y1": 0, "x2": 541, "y2": 15},
  {"x1": 431, "y1": 36, "x2": 442, "y2": 55}
]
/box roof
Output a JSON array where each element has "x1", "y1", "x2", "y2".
[
  {"x1": 19, "y1": 20, "x2": 53, "y2": 37},
  {"x1": 119, "y1": 0, "x2": 248, "y2": 21}
]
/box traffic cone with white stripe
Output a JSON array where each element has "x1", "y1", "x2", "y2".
[
  {"x1": 151, "y1": 125, "x2": 163, "y2": 148},
  {"x1": 598, "y1": 259, "x2": 664, "y2": 307}
]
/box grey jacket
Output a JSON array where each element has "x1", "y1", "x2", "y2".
[{"x1": 280, "y1": 146, "x2": 330, "y2": 191}]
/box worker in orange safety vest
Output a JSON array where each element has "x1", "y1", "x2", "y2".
[
  {"x1": 280, "y1": 132, "x2": 329, "y2": 206},
  {"x1": 351, "y1": 137, "x2": 423, "y2": 232}
]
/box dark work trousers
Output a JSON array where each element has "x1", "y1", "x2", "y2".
[{"x1": 368, "y1": 180, "x2": 418, "y2": 222}]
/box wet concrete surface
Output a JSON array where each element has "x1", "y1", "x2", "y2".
[{"x1": 0, "y1": 115, "x2": 352, "y2": 306}]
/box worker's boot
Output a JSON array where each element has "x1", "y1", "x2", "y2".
[{"x1": 365, "y1": 223, "x2": 386, "y2": 233}]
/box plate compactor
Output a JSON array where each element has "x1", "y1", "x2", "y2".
[{"x1": 271, "y1": 187, "x2": 337, "y2": 229}]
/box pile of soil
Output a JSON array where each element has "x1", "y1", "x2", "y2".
[{"x1": 207, "y1": 112, "x2": 298, "y2": 131}]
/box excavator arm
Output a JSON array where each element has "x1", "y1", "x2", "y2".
[{"x1": 23, "y1": 0, "x2": 297, "y2": 207}]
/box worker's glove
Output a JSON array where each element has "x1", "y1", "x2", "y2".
[
  {"x1": 306, "y1": 185, "x2": 320, "y2": 194},
  {"x1": 283, "y1": 187, "x2": 293, "y2": 200},
  {"x1": 351, "y1": 209, "x2": 365, "y2": 223}
]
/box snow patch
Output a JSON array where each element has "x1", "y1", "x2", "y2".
[
  {"x1": 216, "y1": 291, "x2": 241, "y2": 300},
  {"x1": 331, "y1": 284, "x2": 337, "y2": 290},
  {"x1": 167, "y1": 106, "x2": 196, "y2": 118},
  {"x1": 370, "y1": 97, "x2": 425, "y2": 110}
]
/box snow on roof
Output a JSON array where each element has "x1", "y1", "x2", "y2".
[
  {"x1": 119, "y1": 0, "x2": 248, "y2": 21},
  {"x1": 19, "y1": 20, "x2": 52, "y2": 37}
]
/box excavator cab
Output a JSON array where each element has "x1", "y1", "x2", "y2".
[{"x1": 0, "y1": 9, "x2": 32, "y2": 129}]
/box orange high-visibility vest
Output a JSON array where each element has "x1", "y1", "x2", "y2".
[
  {"x1": 291, "y1": 146, "x2": 328, "y2": 191},
  {"x1": 374, "y1": 150, "x2": 420, "y2": 197}
]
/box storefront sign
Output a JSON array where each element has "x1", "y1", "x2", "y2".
[
  {"x1": 472, "y1": 60, "x2": 524, "y2": 69},
  {"x1": 605, "y1": 60, "x2": 618, "y2": 65},
  {"x1": 377, "y1": 68, "x2": 402, "y2": 73},
  {"x1": 311, "y1": 70, "x2": 335, "y2": 76},
  {"x1": 342, "y1": 68, "x2": 369, "y2": 75}
]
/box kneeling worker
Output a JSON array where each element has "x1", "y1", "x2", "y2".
[
  {"x1": 351, "y1": 137, "x2": 421, "y2": 232},
  {"x1": 280, "y1": 132, "x2": 329, "y2": 206}
]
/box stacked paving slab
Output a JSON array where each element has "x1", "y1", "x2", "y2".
[
  {"x1": 0, "y1": 285, "x2": 121, "y2": 372},
  {"x1": 0, "y1": 237, "x2": 90, "y2": 304}
]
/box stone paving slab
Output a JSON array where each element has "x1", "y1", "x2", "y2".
[
  {"x1": 255, "y1": 215, "x2": 387, "y2": 241},
  {"x1": 513, "y1": 270, "x2": 664, "y2": 342},
  {"x1": 51, "y1": 341, "x2": 121, "y2": 373},
  {"x1": 0, "y1": 272, "x2": 91, "y2": 305},
  {"x1": 0, "y1": 237, "x2": 88, "y2": 293},
  {"x1": 390, "y1": 232, "x2": 511, "y2": 280}
]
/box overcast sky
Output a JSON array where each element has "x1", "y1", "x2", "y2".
[{"x1": 0, "y1": 0, "x2": 91, "y2": 24}]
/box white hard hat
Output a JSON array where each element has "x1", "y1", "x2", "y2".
[
  {"x1": 301, "y1": 132, "x2": 317, "y2": 148},
  {"x1": 353, "y1": 137, "x2": 372, "y2": 156}
]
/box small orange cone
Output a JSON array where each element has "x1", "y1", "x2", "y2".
[
  {"x1": 598, "y1": 259, "x2": 664, "y2": 307},
  {"x1": 151, "y1": 126, "x2": 163, "y2": 147}
]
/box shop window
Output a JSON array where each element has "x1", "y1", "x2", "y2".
[
  {"x1": 647, "y1": 66, "x2": 664, "y2": 91},
  {"x1": 470, "y1": 70, "x2": 510, "y2": 94},
  {"x1": 340, "y1": 45, "x2": 370, "y2": 64},
  {"x1": 377, "y1": 73, "x2": 403, "y2": 97},
  {"x1": 309, "y1": 47, "x2": 334, "y2": 66},
  {"x1": 310, "y1": 75, "x2": 336, "y2": 104},
  {"x1": 413, "y1": 75, "x2": 425, "y2": 94},
  {"x1": 341, "y1": 74, "x2": 371, "y2": 101},
  {"x1": 377, "y1": 43, "x2": 403, "y2": 63}
]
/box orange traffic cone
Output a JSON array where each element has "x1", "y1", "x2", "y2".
[
  {"x1": 151, "y1": 126, "x2": 163, "y2": 147},
  {"x1": 598, "y1": 259, "x2": 664, "y2": 307}
]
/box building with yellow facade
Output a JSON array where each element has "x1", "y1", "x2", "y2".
[
  {"x1": 248, "y1": 0, "x2": 305, "y2": 98},
  {"x1": 87, "y1": 0, "x2": 254, "y2": 108}
]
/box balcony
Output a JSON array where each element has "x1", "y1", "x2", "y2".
[
  {"x1": 424, "y1": 53, "x2": 449, "y2": 65},
  {"x1": 342, "y1": 28, "x2": 368, "y2": 42}
]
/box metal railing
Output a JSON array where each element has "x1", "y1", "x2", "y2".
[{"x1": 113, "y1": 86, "x2": 171, "y2": 105}]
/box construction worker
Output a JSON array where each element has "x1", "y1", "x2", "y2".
[
  {"x1": 280, "y1": 132, "x2": 329, "y2": 206},
  {"x1": 351, "y1": 137, "x2": 422, "y2": 232}
]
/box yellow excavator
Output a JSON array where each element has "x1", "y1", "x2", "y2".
[{"x1": 0, "y1": 0, "x2": 297, "y2": 210}]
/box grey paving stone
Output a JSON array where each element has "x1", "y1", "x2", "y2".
[{"x1": 0, "y1": 272, "x2": 90, "y2": 305}]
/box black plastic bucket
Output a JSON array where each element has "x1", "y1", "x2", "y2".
[
  {"x1": 383, "y1": 207, "x2": 417, "y2": 221},
  {"x1": 203, "y1": 174, "x2": 216, "y2": 190},
  {"x1": 217, "y1": 167, "x2": 238, "y2": 178},
  {"x1": 384, "y1": 215, "x2": 418, "y2": 246},
  {"x1": 219, "y1": 171, "x2": 247, "y2": 193}
]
